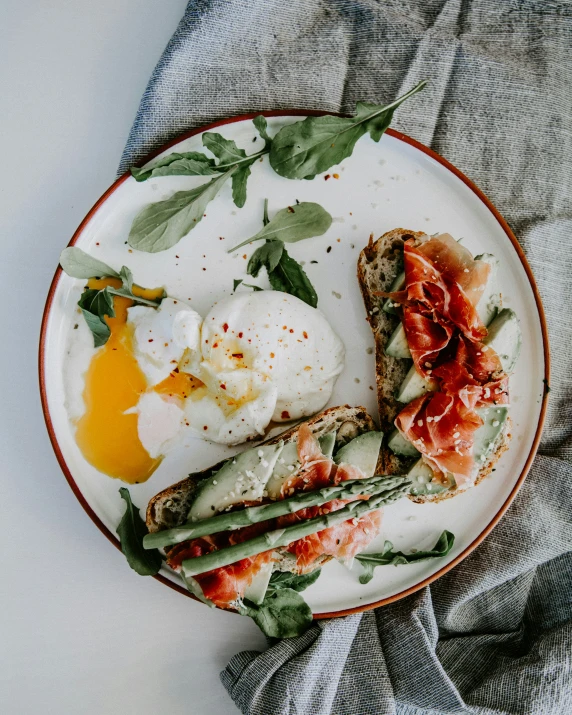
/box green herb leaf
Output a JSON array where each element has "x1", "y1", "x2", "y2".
[
  {"x1": 80, "y1": 307, "x2": 111, "y2": 347},
  {"x1": 253, "y1": 115, "x2": 272, "y2": 147},
  {"x1": 119, "y1": 266, "x2": 134, "y2": 292},
  {"x1": 268, "y1": 568, "x2": 321, "y2": 593},
  {"x1": 77, "y1": 287, "x2": 114, "y2": 347},
  {"x1": 269, "y1": 81, "x2": 426, "y2": 179},
  {"x1": 268, "y1": 247, "x2": 318, "y2": 308},
  {"x1": 128, "y1": 168, "x2": 236, "y2": 253},
  {"x1": 247, "y1": 240, "x2": 284, "y2": 277},
  {"x1": 203, "y1": 132, "x2": 256, "y2": 208},
  {"x1": 60, "y1": 247, "x2": 119, "y2": 279},
  {"x1": 241, "y1": 588, "x2": 313, "y2": 638},
  {"x1": 262, "y1": 198, "x2": 269, "y2": 226},
  {"x1": 243, "y1": 283, "x2": 263, "y2": 291},
  {"x1": 233, "y1": 278, "x2": 243, "y2": 291},
  {"x1": 130, "y1": 152, "x2": 218, "y2": 181},
  {"x1": 117, "y1": 488, "x2": 161, "y2": 576},
  {"x1": 356, "y1": 530, "x2": 455, "y2": 584},
  {"x1": 230, "y1": 202, "x2": 332, "y2": 252}
]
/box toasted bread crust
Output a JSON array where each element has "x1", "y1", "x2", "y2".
[
  {"x1": 146, "y1": 405, "x2": 376, "y2": 533},
  {"x1": 357, "y1": 229, "x2": 512, "y2": 503}
]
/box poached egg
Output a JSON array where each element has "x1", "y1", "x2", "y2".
[{"x1": 73, "y1": 285, "x2": 344, "y2": 483}]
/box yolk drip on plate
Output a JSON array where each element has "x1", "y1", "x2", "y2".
[{"x1": 74, "y1": 278, "x2": 199, "y2": 484}]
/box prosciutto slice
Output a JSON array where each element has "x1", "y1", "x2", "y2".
[{"x1": 395, "y1": 392, "x2": 483, "y2": 488}]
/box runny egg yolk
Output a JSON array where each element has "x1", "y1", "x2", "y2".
[{"x1": 74, "y1": 278, "x2": 199, "y2": 484}]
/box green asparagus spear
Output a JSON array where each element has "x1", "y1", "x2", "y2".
[
  {"x1": 144, "y1": 474, "x2": 407, "y2": 550},
  {"x1": 181, "y1": 483, "x2": 409, "y2": 578}
]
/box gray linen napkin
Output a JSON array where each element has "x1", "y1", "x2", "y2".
[{"x1": 120, "y1": 2, "x2": 572, "y2": 713}]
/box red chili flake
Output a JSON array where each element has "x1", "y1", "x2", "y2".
[
  {"x1": 289, "y1": 329, "x2": 294, "y2": 333},
  {"x1": 287, "y1": 206, "x2": 295, "y2": 213},
  {"x1": 220, "y1": 384, "x2": 226, "y2": 390},
  {"x1": 324, "y1": 174, "x2": 330, "y2": 180},
  {"x1": 176, "y1": 255, "x2": 179, "y2": 259},
  {"x1": 148, "y1": 339, "x2": 154, "y2": 342},
  {"x1": 203, "y1": 425, "x2": 208, "y2": 430},
  {"x1": 238, "y1": 332, "x2": 243, "y2": 338},
  {"x1": 95, "y1": 242, "x2": 100, "y2": 246},
  {"x1": 303, "y1": 331, "x2": 308, "y2": 339},
  {"x1": 223, "y1": 323, "x2": 229, "y2": 333},
  {"x1": 270, "y1": 352, "x2": 275, "y2": 358},
  {"x1": 232, "y1": 353, "x2": 244, "y2": 359},
  {"x1": 212, "y1": 342, "x2": 218, "y2": 348},
  {"x1": 243, "y1": 254, "x2": 247, "y2": 259},
  {"x1": 281, "y1": 411, "x2": 290, "y2": 419},
  {"x1": 333, "y1": 173, "x2": 340, "y2": 179}
]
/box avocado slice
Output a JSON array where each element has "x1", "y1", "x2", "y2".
[
  {"x1": 407, "y1": 459, "x2": 454, "y2": 497},
  {"x1": 243, "y1": 561, "x2": 274, "y2": 605},
  {"x1": 387, "y1": 429, "x2": 421, "y2": 457},
  {"x1": 188, "y1": 442, "x2": 284, "y2": 520},
  {"x1": 382, "y1": 271, "x2": 405, "y2": 315},
  {"x1": 396, "y1": 365, "x2": 438, "y2": 404},
  {"x1": 473, "y1": 406, "x2": 508, "y2": 470},
  {"x1": 385, "y1": 323, "x2": 411, "y2": 359},
  {"x1": 483, "y1": 309, "x2": 521, "y2": 374},
  {"x1": 333, "y1": 431, "x2": 383, "y2": 477}
]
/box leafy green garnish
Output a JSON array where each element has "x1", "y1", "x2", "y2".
[
  {"x1": 229, "y1": 202, "x2": 332, "y2": 253},
  {"x1": 131, "y1": 152, "x2": 218, "y2": 181},
  {"x1": 252, "y1": 115, "x2": 272, "y2": 148},
  {"x1": 241, "y1": 589, "x2": 313, "y2": 638},
  {"x1": 269, "y1": 81, "x2": 426, "y2": 180},
  {"x1": 268, "y1": 568, "x2": 321, "y2": 592},
  {"x1": 60, "y1": 247, "x2": 119, "y2": 279},
  {"x1": 243, "y1": 283, "x2": 263, "y2": 291},
  {"x1": 60, "y1": 247, "x2": 163, "y2": 346},
  {"x1": 266, "y1": 248, "x2": 318, "y2": 307},
  {"x1": 77, "y1": 287, "x2": 114, "y2": 347},
  {"x1": 356, "y1": 530, "x2": 455, "y2": 584},
  {"x1": 239, "y1": 568, "x2": 320, "y2": 638},
  {"x1": 128, "y1": 168, "x2": 236, "y2": 253},
  {"x1": 247, "y1": 240, "x2": 284, "y2": 276},
  {"x1": 202, "y1": 132, "x2": 257, "y2": 209},
  {"x1": 117, "y1": 488, "x2": 162, "y2": 576}
]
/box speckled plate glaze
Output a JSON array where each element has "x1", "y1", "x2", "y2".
[{"x1": 40, "y1": 113, "x2": 549, "y2": 617}]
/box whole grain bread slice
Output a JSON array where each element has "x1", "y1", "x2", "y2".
[
  {"x1": 146, "y1": 404, "x2": 376, "y2": 533},
  {"x1": 357, "y1": 229, "x2": 511, "y2": 503}
]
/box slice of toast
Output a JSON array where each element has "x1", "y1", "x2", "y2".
[
  {"x1": 146, "y1": 404, "x2": 376, "y2": 534},
  {"x1": 357, "y1": 229, "x2": 511, "y2": 503}
]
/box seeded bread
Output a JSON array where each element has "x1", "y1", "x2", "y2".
[
  {"x1": 146, "y1": 404, "x2": 376, "y2": 533},
  {"x1": 357, "y1": 229, "x2": 511, "y2": 503}
]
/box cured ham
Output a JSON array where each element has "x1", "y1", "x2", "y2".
[
  {"x1": 279, "y1": 504, "x2": 383, "y2": 571},
  {"x1": 395, "y1": 392, "x2": 483, "y2": 487},
  {"x1": 280, "y1": 423, "x2": 336, "y2": 495}
]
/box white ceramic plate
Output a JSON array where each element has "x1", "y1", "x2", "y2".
[{"x1": 40, "y1": 114, "x2": 549, "y2": 616}]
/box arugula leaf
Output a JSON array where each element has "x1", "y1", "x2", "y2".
[
  {"x1": 268, "y1": 248, "x2": 318, "y2": 308},
  {"x1": 268, "y1": 568, "x2": 321, "y2": 593},
  {"x1": 117, "y1": 488, "x2": 161, "y2": 576},
  {"x1": 269, "y1": 81, "x2": 426, "y2": 179},
  {"x1": 130, "y1": 152, "x2": 218, "y2": 181},
  {"x1": 243, "y1": 283, "x2": 263, "y2": 291},
  {"x1": 233, "y1": 278, "x2": 243, "y2": 291},
  {"x1": 128, "y1": 168, "x2": 236, "y2": 253},
  {"x1": 203, "y1": 132, "x2": 256, "y2": 209},
  {"x1": 230, "y1": 202, "x2": 332, "y2": 252},
  {"x1": 253, "y1": 115, "x2": 272, "y2": 147},
  {"x1": 241, "y1": 588, "x2": 313, "y2": 638},
  {"x1": 247, "y1": 240, "x2": 284, "y2": 277},
  {"x1": 119, "y1": 266, "x2": 134, "y2": 292},
  {"x1": 356, "y1": 530, "x2": 455, "y2": 585},
  {"x1": 78, "y1": 287, "x2": 114, "y2": 347},
  {"x1": 262, "y1": 197, "x2": 269, "y2": 226},
  {"x1": 60, "y1": 247, "x2": 119, "y2": 279}
]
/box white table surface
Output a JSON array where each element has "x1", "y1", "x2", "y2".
[{"x1": 0, "y1": 3, "x2": 266, "y2": 713}]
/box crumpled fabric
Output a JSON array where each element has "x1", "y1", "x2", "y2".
[{"x1": 120, "y1": 1, "x2": 572, "y2": 713}]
